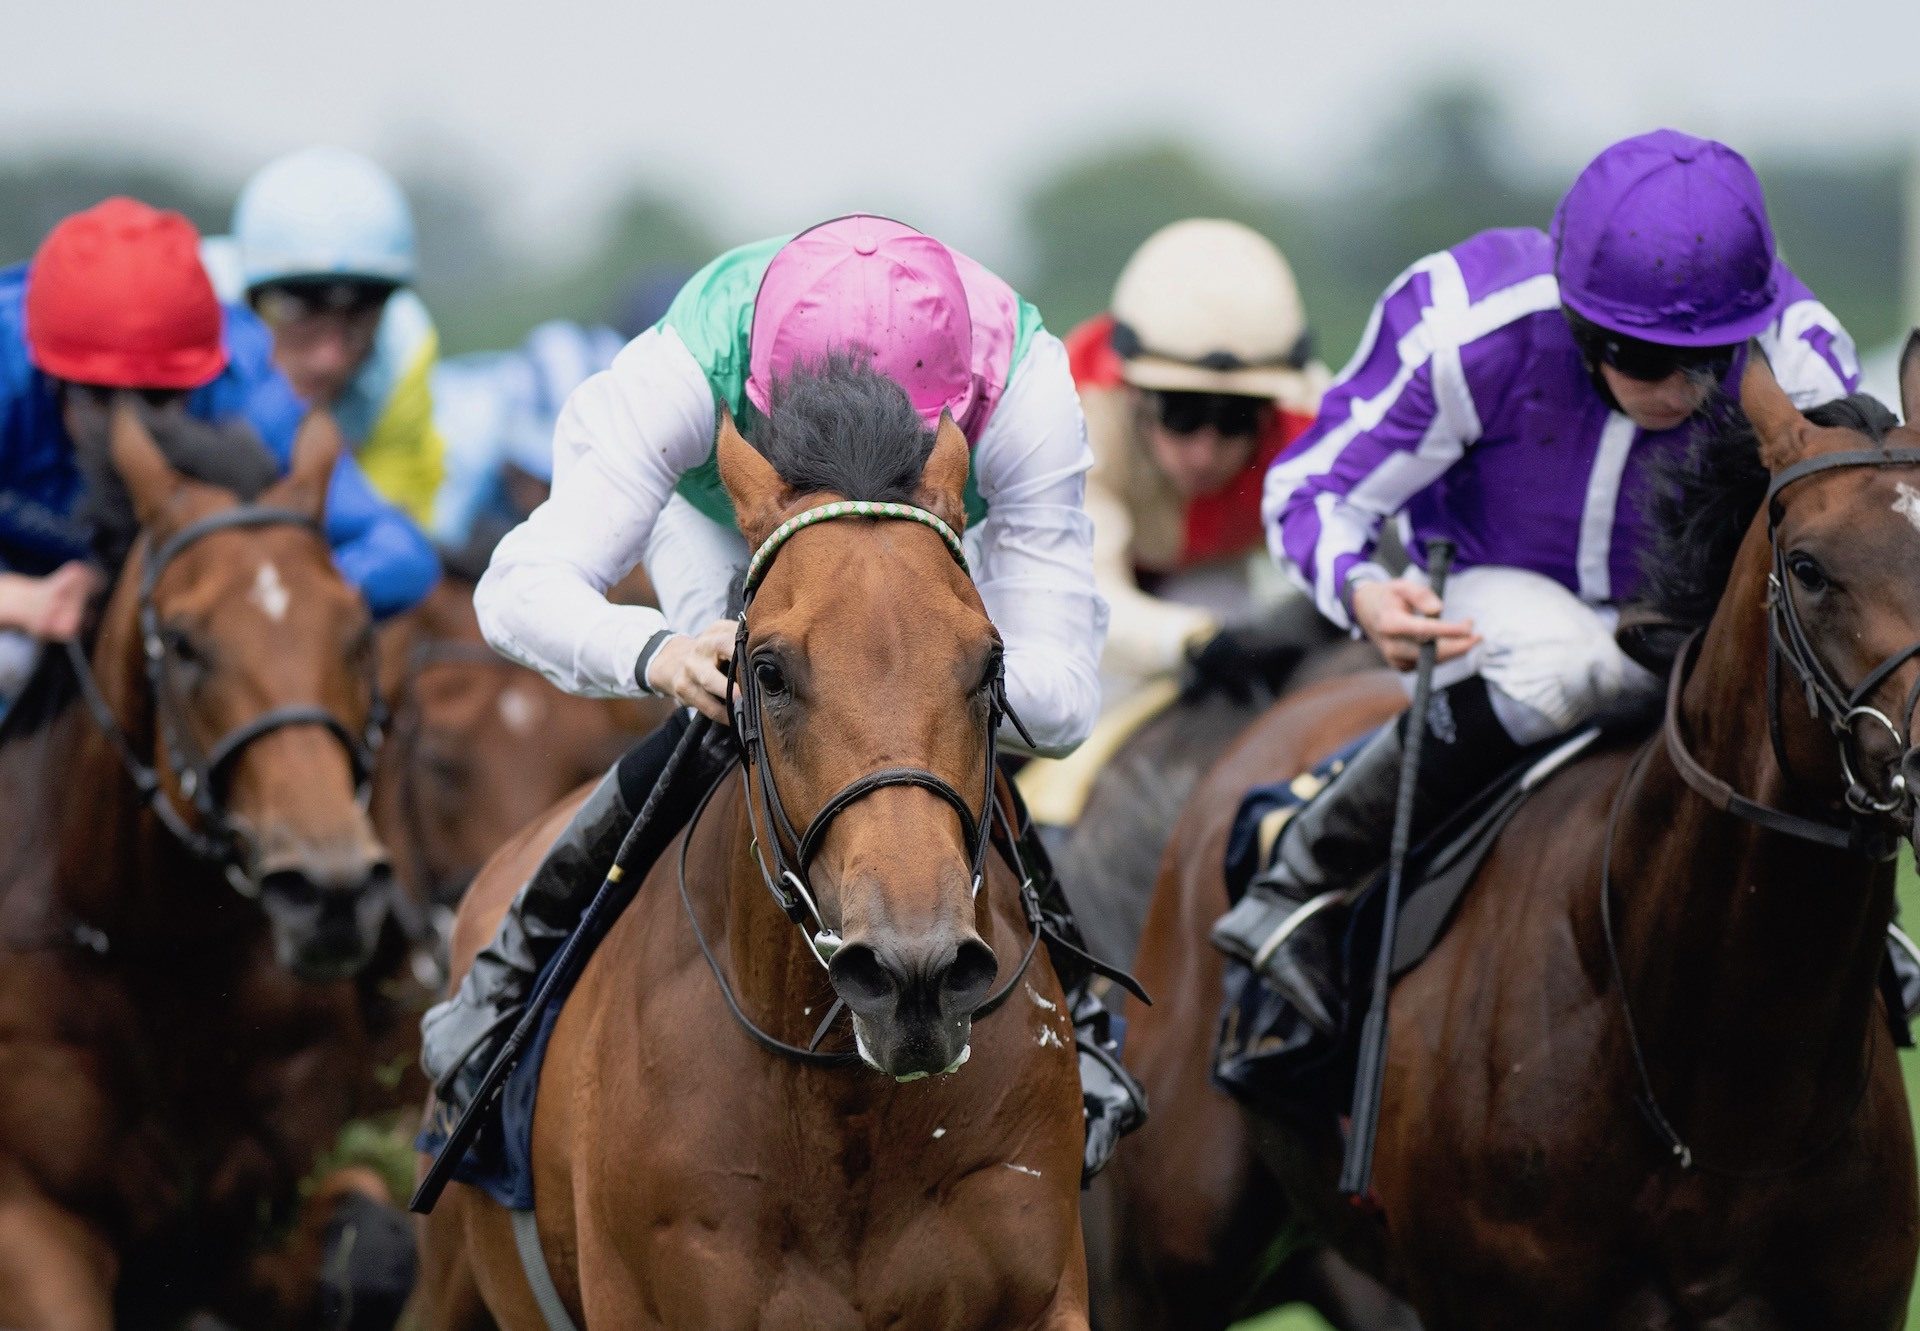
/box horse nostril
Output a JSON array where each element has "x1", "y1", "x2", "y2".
[
  {"x1": 829, "y1": 941, "x2": 900, "y2": 1015},
  {"x1": 259, "y1": 867, "x2": 321, "y2": 910},
  {"x1": 941, "y1": 937, "x2": 999, "y2": 1017}
]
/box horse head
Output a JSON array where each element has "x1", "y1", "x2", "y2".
[
  {"x1": 100, "y1": 397, "x2": 393, "y2": 979},
  {"x1": 1729, "y1": 336, "x2": 1920, "y2": 844},
  {"x1": 717, "y1": 364, "x2": 1003, "y2": 1080}
]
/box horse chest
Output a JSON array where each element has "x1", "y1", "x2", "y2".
[{"x1": 552, "y1": 959, "x2": 1082, "y2": 1330}]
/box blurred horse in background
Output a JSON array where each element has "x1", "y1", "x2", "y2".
[
  {"x1": 373, "y1": 563, "x2": 664, "y2": 913},
  {"x1": 0, "y1": 402, "x2": 419, "y2": 1328}
]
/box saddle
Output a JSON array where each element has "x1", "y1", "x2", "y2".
[
  {"x1": 1213, "y1": 719, "x2": 1920, "y2": 1122},
  {"x1": 1214, "y1": 725, "x2": 1607, "y2": 1117}
]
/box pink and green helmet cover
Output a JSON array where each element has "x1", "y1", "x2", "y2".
[{"x1": 656, "y1": 216, "x2": 1043, "y2": 530}]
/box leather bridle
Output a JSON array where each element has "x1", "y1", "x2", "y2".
[
  {"x1": 67, "y1": 505, "x2": 385, "y2": 897},
  {"x1": 1662, "y1": 446, "x2": 1920, "y2": 857},
  {"x1": 679, "y1": 499, "x2": 1047, "y2": 1067},
  {"x1": 728, "y1": 500, "x2": 1034, "y2": 966}
]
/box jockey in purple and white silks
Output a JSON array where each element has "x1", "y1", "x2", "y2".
[{"x1": 1212, "y1": 130, "x2": 1861, "y2": 1031}]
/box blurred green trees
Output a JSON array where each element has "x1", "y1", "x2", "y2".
[{"x1": 0, "y1": 83, "x2": 1906, "y2": 368}]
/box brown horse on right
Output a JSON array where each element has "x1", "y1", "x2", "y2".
[{"x1": 1110, "y1": 348, "x2": 1920, "y2": 1329}]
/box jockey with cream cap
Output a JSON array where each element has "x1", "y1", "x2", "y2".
[
  {"x1": 1213, "y1": 130, "x2": 1864, "y2": 1032},
  {"x1": 1068, "y1": 218, "x2": 1330, "y2": 700},
  {"x1": 423, "y1": 217, "x2": 1124, "y2": 1151}
]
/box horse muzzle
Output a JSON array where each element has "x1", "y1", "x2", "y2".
[
  {"x1": 254, "y1": 849, "x2": 397, "y2": 981},
  {"x1": 829, "y1": 928, "x2": 998, "y2": 1081}
]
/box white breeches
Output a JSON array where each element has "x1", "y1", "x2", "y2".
[{"x1": 1421, "y1": 565, "x2": 1660, "y2": 745}]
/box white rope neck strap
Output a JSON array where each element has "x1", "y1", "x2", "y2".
[{"x1": 743, "y1": 500, "x2": 967, "y2": 598}]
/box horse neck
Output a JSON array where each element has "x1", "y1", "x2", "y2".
[{"x1": 1613, "y1": 532, "x2": 1891, "y2": 1159}]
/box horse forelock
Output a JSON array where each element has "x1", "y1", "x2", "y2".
[
  {"x1": 750, "y1": 352, "x2": 937, "y2": 508},
  {"x1": 1638, "y1": 392, "x2": 1901, "y2": 629}
]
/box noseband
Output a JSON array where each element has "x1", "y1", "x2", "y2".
[
  {"x1": 68, "y1": 505, "x2": 385, "y2": 896},
  {"x1": 1664, "y1": 446, "x2": 1920, "y2": 855},
  {"x1": 729, "y1": 500, "x2": 1032, "y2": 967}
]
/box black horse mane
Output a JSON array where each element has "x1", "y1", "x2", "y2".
[
  {"x1": 1637, "y1": 392, "x2": 1901, "y2": 627},
  {"x1": 747, "y1": 352, "x2": 937, "y2": 504}
]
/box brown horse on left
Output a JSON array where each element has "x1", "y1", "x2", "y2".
[
  {"x1": 415, "y1": 387, "x2": 1090, "y2": 1329},
  {"x1": 0, "y1": 401, "x2": 413, "y2": 1328}
]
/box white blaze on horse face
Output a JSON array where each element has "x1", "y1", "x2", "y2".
[
  {"x1": 497, "y1": 685, "x2": 541, "y2": 736},
  {"x1": 250, "y1": 561, "x2": 290, "y2": 623},
  {"x1": 1894, "y1": 483, "x2": 1920, "y2": 537}
]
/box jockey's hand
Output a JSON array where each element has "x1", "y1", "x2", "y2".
[
  {"x1": 643, "y1": 618, "x2": 737, "y2": 724},
  {"x1": 0, "y1": 562, "x2": 102, "y2": 642},
  {"x1": 1351, "y1": 578, "x2": 1479, "y2": 672}
]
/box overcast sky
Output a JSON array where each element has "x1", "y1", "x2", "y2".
[{"x1": 13, "y1": 0, "x2": 1919, "y2": 260}]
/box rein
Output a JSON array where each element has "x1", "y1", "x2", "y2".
[
  {"x1": 66, "y1": 505, "x2": 385, "y2": 898},
  {"x1": 1606, "y1": 444, "x2": 1920, "y2": 1174},
  {"x1": 689, "y1": 498, "x2": 1047, "y2": 1066}
]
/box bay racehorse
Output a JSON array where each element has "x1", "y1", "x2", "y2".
[
  {"x1": 374, "y1": 572, "x2": 662, "y2": 910},
  {"x1": 1110, "y1": 347, "x2": 1920, "y2": 1329},
  {"x1": 0, "y1": 401, "x2": 417, "y2": 1328},
  {"x1": 415, "y1": 375, "x2": 1092, "y2": 1329}
]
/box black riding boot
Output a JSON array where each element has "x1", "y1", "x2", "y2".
[
  {"x1": 421, "y1": 709, "x2": 722, "y2": 1113},
  {"x1": 1211, "y1": 677, "x2": 1527, "y2": 1035},
  {"x1": 1003, "y1": 795, "x2": 1149, "y2": 1181}
]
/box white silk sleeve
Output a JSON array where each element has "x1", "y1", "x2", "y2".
[
  {"x1": 475, "y1": 327, "x2": 718, "y2": 698},
  {"x1": 968, "y1": 331, "x2": 1109, "y2": 757}
]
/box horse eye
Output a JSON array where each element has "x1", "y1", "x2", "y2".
[
  {"x1": 1787, "y1": 552, "x2": 1830, "y2": 594},
  {"x1": 163, "y1": 626, "x2": 207, "y2": 673},
  {"x1": 754, "y1": 659, "x2": 789, "y2": 697},
  {"x1": 978, "y1": 650, "x2": 1004, "y2": 695}
]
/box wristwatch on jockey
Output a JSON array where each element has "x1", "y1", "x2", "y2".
[
  {"x1": 424, "y1": 218, "x2": 1140, "y2": 1177},
  {"x1": 1213, "y1": 131, "x2": 1808, "y2": 1023}
]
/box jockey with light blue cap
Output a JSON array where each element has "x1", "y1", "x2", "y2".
[
  {"x1": 1214, "y1": 130, "x2": 1863, "y2": 1027},
  {"x1": 210, "y1": 147, "x2": 448, "y2": 527}
]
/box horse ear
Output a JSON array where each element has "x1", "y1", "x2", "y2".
[
  {"x1": 1899, "y1": 329, "x2": 1920, "y2": 428},
  {"x1": 263, "y1": 411, "x2": 342, "y2": 521},
  {"x1": 109, "y1": 392, "x2": 187, "y2": 527},
  {"x1": 716, "y1": 409, "x2": 789, "y2": 545},
  {"x1": 914, "y1": 413, "x2": 971, "y2": 535},
  {"x1": 1740, "y1": 345, "x2": 1809, "y2": 473}
]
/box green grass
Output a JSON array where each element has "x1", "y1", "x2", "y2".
[{"x1": 1233, "y1": 858, "x2": 1920, "y2": 1330}]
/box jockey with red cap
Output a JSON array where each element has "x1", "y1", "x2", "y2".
[
  {"x1": 0, "y1": 198, "x2": 435, "y2": 700},
  {"x1": 425, "y1": 218, "x2": 1128, "y2": 1159},
  {"x1": 1214, "y1": 131, "x2": 1865, "y2": 1031}
]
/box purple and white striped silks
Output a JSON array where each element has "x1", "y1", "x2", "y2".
[{"x1": 1263, "y1": 227, "x2": 1859, "y2": 629}]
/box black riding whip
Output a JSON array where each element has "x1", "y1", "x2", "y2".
[
  {"x1": 411, "y1": 712, "x2": 716, "y2": 1215},
  {"x1": 1339, "y1": 539, "x2": 1456, "y2": 1203}
]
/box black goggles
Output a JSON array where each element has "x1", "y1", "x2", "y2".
[
  {"x1": 1566, "y1": 310, "x2": 1736, "y2": 384},
  {"x1": 251, "y1": 278, "x2": 397, "y2": 322},
  {"x1": 1150, "y1": 390, "x2": 1267, "y2": 438}
]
